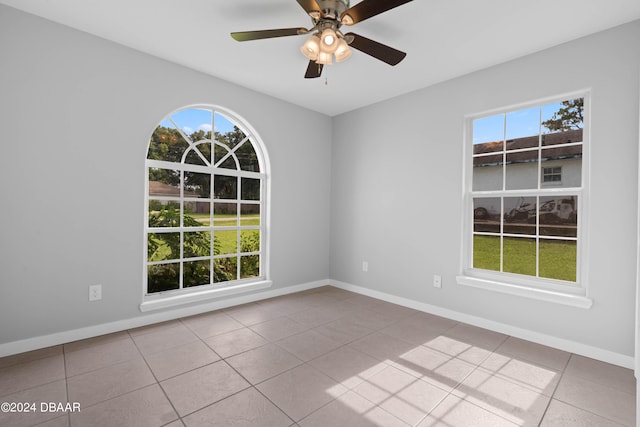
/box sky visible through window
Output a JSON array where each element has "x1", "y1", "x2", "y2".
[
  {"x1": 161, "y1": 109, "x2": 237, "y2": 136},
  {"x1": 473, "y1": 101, "x2": 579, "y2": 144}
]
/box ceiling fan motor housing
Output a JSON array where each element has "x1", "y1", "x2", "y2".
[{"x1": 313, "y1": 0, "x2": 350, "y2": 22}]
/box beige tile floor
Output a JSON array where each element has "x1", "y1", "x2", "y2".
[{"x1": 0, "y1": 286, "x2": 636, "y2": 426}]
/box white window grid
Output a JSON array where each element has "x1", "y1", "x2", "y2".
[
  {"x1": 463, "y1": 92, "x2": 589, "y2": 294},
  {"x1": 144, "y1": 107, "x2": 268, "y2": 297}
]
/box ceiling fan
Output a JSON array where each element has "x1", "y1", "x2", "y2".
[{"x1": 230, "y1": 0, "x2": 414, "y2": 79}]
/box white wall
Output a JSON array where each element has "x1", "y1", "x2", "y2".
[
  {"x1": 0, "y1": 6, "x2": 332, "y2": 347},
  {"x1": 1, "y1": 4, "x2": 639, "y2": 365},
  {"x1": 331, "y1": 20, "x2": 640, "y2": 359}
]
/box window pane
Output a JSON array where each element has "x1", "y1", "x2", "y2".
[
  {"x1": 148, "y1": 232, "x2": 180, "y2": 261},
  {"x1": 148, "y1": 264, "x2": 179, "y2": 293},
  {"x1": 214, "y1": 112, "x2": 236, "y2": 135},
  {"x1": 539, "y1": 196, "x2": 577, "y2": 237},
  {"x1": 184, "y1": 149, "x2": 206, "y2": 166},
  {"x1": 184, "y1": 172, "x2": 210, "y2": 198},
  {"x1": 236, "y1": 140, "x2": 260, "y2": 172},
  {"x1": 215, "y1": 230, "x2": 237, "y2": 255},
  {"x1": 241, "y1": 178, "x2": 260, "y2": 201},
  {"x1": 503, "y1": 197, "x2": 536, "y2": 235},
  {"x1": 183, "y1": 201, "x2": 210, "y2": 226},
  {"x1": 473, "y1": 197, "x2": 500, "y2": 233},
  {"x1": 149, "y1": 168, "x2": 180, "y2": 196},
  {"x1": 539, "y1": 239, "x2": 576, "y2": 281},
  {"x1": 214, "y1": 144, "x2": 236, "y2": 168},
  {"x1": 171, "y1": 108, "x2": 213, "y2": 142},
  {"x1": 541, "y1": 98, "x2": 583, "y2": 134},
  {"x1": 506, "y1": 106, "x2": 540, "y2": 141},
  {"x1": 241, "y1": 230, "x2": 260, "y2": 253},
  {"x1": 183, "y1": 231, "x2": 211, "y2": 258},
  {"x1": 241, "y1": 255, "x2": 260, "y2": 279},
  {"x1": 214, "y1": 202, "x2": 237, "y2": 227},
  {"x1": 473, "y1": 235, "x2": 500, "y2": 271},
  {"x1": 473, "y1": 114, "x2": 504, "y2": 145},
  {"x1": 503, "y1": 237, "x2": 536, "y2": 276},
  {"x1": 148, "y1": 201, "x2": 180, "y2": 227},
  {"x1": 214, "y1": 257, "x2": 238, "y2": 282},
  {"x1": 219, "y1": 156, "x2": 238, "y2": 169},
  {"x1": 541, "y1": 147, "x2": 581, "y2": 188},
  {"x1": 473, "y1": 156, "x2": 503, "y2": 191},
  {"x1": 185, "y1": 143, "x2": 211, "y2": 166},
  {"x1": 214, "y1": 175, "x2": 237, "y2": 199},
  {"x1": 241, "y1": 204, "x2": 260, "y2": 226},
  {"x1": 148, "y1": 127, "x2": 189, "y2": 163},
  {"x1": 505, "y1": 151, "x2": 538, "y2": 190},
  {"x1": 219, "y1": 129, "x2": 247, "y2": 151},
  {"x1": 184, "y1": 260, "x2": 211, "y2": 288}
]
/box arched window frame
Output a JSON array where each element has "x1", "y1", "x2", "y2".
[{"x1": 141, "y1": 105, "x2": 271, "y2": 312}]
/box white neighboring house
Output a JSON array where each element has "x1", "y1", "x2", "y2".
[
  {"x1": 473, "y1": 128, "x2": 582, "y2": 190},
  {"x1": 472, "y1": 128, "x2": 582, "y2": 223}
]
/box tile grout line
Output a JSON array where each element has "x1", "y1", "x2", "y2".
[
  {"x1": 179, "y1": 314, "x2": 298, "y2": 424},
  {"x1": 62, "y1": 345, "x2": 71, "y2": 427},
  {"x1": 126, "y1": 328, "x2": 183, "y2": 426},
  {"x1": 536, "y1": 350, "x2": 573, "y2": 426}
]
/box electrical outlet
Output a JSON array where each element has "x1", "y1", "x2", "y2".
[
  {"x1": 89, "y1": 284, "x2": 102, "y2": 301},
  {"x1": 362, "y1": 261, "x2": 368, "y2": 272},
  {"x1": 433, "y1": 275, "x2": 442, "y2": 288}
]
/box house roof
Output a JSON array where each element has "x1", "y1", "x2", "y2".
[
  {"x1": 149, "y1": 181, "x2": 181, "y2": 197},
  {"x1": 473, "y1": 129, "x2": 583, "y2": 167},
  {"x1": 148, "y1": 181, "x2": 201, "y2": 198}
]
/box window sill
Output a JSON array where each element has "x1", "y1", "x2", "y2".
[
  {"x1": 140, "y1": 280, "x2": 272, "y2": 312},
  {"x1": 456, "y1": 275, "x2": 592, "y2": 308}
]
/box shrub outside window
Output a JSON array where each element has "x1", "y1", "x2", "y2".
[
  {"x1": 460, "y1": 94, "x2": 589, "y2": 304},
  {"x1": 144, "y1": 106, "x2": 268, "y2": 299}
]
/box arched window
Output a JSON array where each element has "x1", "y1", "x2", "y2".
[{"x1": 143, "y1": 106, "x2": 269, "y2": 307}]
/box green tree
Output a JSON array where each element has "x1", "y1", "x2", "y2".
[{"x1": 542, "y1": 98, "x2": 583, "y2": 132}]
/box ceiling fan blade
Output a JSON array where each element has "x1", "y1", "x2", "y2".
[
  {"x1": 231, "y1": 28, "x2": 308, "y2": 42},
  {"x1": 346, "y1": 32, "x2": 406, "y2": 65},
  {"x1": 341, "y1": 0, "x2": 413, "y2": 25},
  {"x1": 296, "y1": 0, "x2": 323, "y2": 17},
  {"x1": 304, "y1": 61, "x2": 323, "y2": 78}
]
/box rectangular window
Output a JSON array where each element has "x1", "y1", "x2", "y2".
[
  {"x1": 542, "y1": 166, "x2": 562, "y2": 183},
  {"x1": 459, "y1": 94, "x2": 590, "y2": 306}
]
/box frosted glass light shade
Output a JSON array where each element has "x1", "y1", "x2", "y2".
[
  {"x1": 316, "y1": 51, "x2": 333, "y2": 65},
  {"x1": 334, "y1": 38, "x2": 352, "y2": 62},
  {"x1": 320, "y1": 29, "x2": 338, "y2": 54},
  {"x1": 300, "y1": 35, "x2": 320, "y2": 60}
]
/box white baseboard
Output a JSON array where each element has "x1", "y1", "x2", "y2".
[
  {"x1": 330, "y1": 279, "x2": 635, "y2": 369},
  {"x1": 2, "y1": 278, "x2": 634, "y2": 370},
  {"x1": 0, "y1": 280, "x2": 329, "y2": 358}
]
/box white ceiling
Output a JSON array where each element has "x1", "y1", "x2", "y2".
[{"x1": 3, "y1": 0, "x2": 640, "y2": 116}]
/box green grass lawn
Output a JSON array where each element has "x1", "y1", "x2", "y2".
[
  {"x1": 188, "y1": 213, "x2": 259, "y2": 227},
  {"x1": 473, "y1": 235, "x2": 576, "y2": 282}
]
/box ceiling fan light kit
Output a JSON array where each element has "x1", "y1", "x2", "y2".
[
  {"x1": 334, "y1": 38, "x2": 352, "y2": 62},
  {"x1": 300, "y1": 34, "x2": 321, "y2": 60},
  {"x1": 231, "y1": 0, "x2": 414, "y2": 78}
]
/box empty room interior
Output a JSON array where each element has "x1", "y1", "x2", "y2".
[{"x1": 2, "y1": 1, "x2": 640, "y2": 426}]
